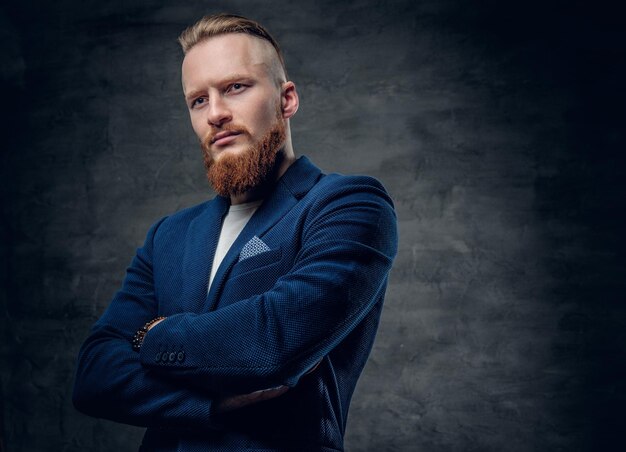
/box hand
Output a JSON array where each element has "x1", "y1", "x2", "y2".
[
  {"x1": 216, "y1": 359, "x2": 321, "y2": 413},
  {"x1": 216, "y1": 385, "x2": 289, "y2": 413}
]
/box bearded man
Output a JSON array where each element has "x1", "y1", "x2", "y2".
[{"x1": 73, "y1": 13, "x2": 397, "y2": 452}]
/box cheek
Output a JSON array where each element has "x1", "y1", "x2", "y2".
[
  {"x1": 244, "y1": 89, "x2": 280, "y2": 125},
  {"x1": 190, "y1": 115, "x2": 207, "y2": 140},
  {"x1": 252, "y1": 102, "x2": 279, "y2": 131}
]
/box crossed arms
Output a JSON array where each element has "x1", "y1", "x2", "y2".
[{"x1": 72, "y1": 176, "x2": 397, "y2": 429}]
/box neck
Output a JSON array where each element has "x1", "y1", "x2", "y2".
[{"x1": 230, "y1": 150, "x2": 296, "y2": 205}]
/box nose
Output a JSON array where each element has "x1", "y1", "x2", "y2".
[{"x1": 207, "y1": 95, "x2": 231, "y2": 127}]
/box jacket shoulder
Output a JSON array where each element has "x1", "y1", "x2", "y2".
[
  {"x1": 148, "y1": 198, "x2": 220, "y2": 244},
  {"x1": 162, "y1": 199, "x2": 212, "y2": 224},
  {"x1": 308, "y1": 172, "x2": 395, "y2": 209}
]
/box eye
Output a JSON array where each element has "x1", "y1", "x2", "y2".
[
  {"x1": 228, "y1": 83, "x2": 246, "y2": 93},
  {"x1": 190, "y1": 97, "x2": 206, "y2": 108}
]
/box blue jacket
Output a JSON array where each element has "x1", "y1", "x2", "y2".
[{"x1": 73, "y1": 156, "x2": 398, "y2": 451}]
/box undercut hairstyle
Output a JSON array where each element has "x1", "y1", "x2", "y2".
[{"x1": 178, "y1": 13, "x2": 287, "y2": 79}]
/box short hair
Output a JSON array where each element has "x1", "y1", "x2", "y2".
[{"x1": 178, "y1": 14, "x2": 287, "y2": 78}]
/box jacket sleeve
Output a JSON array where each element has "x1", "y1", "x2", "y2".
[
  {"x1": 139, "y1": 177, "x2": 398, "y2": 395},
  {"x1": 72, "y1": 218, "x2": 220, "y2": 429}
]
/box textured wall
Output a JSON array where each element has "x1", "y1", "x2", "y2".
[{"x1": 1, "y1": 1, "x2": 625, "y2": 451}]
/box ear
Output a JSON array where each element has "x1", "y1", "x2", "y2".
[{"x1": 280, "y1": 81, "x2": 299, "y2": 119}]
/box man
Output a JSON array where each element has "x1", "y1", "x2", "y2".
[{"x1": 73, "y1": 13, "x2": 397, "y2": 451}]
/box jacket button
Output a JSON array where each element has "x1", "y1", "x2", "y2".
[
  {"x1": 177, "y1": 351, "x2": 185, "y2": 362},
  {"x1": 168, "y1": 352, "x2": 176, "y2": 363},
  {"x1": 155, "y1": 351, "x2": 162, "y2": 362}
]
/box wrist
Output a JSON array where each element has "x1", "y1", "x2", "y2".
[{"x1": 132, "y1": 316, "x2": 166, "y2": 352}]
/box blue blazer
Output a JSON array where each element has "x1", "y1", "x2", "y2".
[{"x1": 73, "y1": 156, "x2": 398, "y2": 451}]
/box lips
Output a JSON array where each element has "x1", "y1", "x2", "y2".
[{"x1": 211, "y1": 130, "x2": 241, "y2": 146}]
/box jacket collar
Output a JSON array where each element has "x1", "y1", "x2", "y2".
[{"x1": 277, "y1": 155, "x2": 323, "y2": 199}]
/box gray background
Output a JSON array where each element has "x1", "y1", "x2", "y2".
[{"x1": 1, "y1": 0, "x2": 625, "y2": 451}]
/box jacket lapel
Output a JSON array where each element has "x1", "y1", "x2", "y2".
[
  {"x1": 179, "y1": 195, "x2": 229, "y2": 314},
  {"x1": 204, "y1": 156, "x2": 322, "y2": 311}
]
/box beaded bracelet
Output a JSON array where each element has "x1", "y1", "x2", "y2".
[{"x1": 132, "y1": 317, "x2": 166, "y2": 352}]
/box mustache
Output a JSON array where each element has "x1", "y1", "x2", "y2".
[{"x1": 201, "y1": 124, "x2": 250, "y2": 150}]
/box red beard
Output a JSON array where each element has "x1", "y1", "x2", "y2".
[{"x1": 201, "y1": 116, "x2": 286, "y2": 198}]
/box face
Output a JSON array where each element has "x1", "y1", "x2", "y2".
[{"x1": 182, "y1": 33, "x2": 293, "y2": 196}]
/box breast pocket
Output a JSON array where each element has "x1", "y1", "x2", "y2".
[
  {"x1": 219, "y1": 247, "x2": 286, "y2": 306},
  {"x1": 230, "y1": 247, "x2": 283, "y2": 279}
]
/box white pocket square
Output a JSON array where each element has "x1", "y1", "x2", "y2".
[{"x1": 239, "y1": 236, "x2": 271, "y2": 262}]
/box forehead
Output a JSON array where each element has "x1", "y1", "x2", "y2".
[{"x1": 181, "y1": 33, "x2": 276, "y2": 92}]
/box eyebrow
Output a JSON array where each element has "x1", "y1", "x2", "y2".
[{"x1": 184, "y1": 89, "x2": 205, "y2": 103}]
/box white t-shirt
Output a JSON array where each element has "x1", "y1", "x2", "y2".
[{"x1": 208, "y1": 199, "x2": 263, "y2": 290}]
